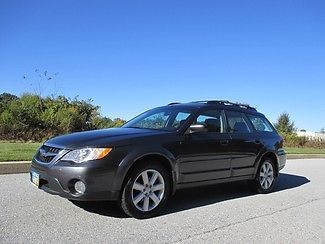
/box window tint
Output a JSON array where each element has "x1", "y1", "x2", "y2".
[
  {"x1": 171, "y1": 112, "x2": 191, "y2": 128},
  {"x1": 194, "y1": 110, "x2": 224, "y2": 133},
  {"x1": 225, "y1": 111, "x2": 251, "y2": 133},
  {"x1": 247, "y1": 114, "x2": 275, "y2": 132}
]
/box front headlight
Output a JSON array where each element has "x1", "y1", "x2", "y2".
[{"x1": 60, "y1": 148, "x2": 112, "y2": 163}]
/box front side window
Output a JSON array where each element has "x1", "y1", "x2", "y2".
[
  {"x1": 225, "y1": 111, "x2": 251, "y2": 133},
  {"x1": 193, "y1": 110, "x2": 224, "y2": 133},
  {"x1": 123, "y1": 108, "x2": 192, "y2": 131},
  {"x1": 171, "y1": 112, "x2": 191, "y2": 128},
  {"x1": 247, "y1": 114, "x2": 275, "y2": 132}
]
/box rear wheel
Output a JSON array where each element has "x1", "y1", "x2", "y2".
[
  {"x1": 119, "y1": 162, "x2": 171, "y2": 219},
  {"x1": 251, "y1": 158, "x2": 276, "y2": 194}
]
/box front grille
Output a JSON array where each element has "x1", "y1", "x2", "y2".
[{"x1": 36, "y1": 145, "x2": 62, "y2": 163}]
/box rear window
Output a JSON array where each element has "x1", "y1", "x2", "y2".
[{"x1": 247, "y1": 114, "x2": 275, "y2": 132}]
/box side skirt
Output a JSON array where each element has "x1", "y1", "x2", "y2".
[{"x1": 176, "y1": 175, "x2": 255, "y2": 190}]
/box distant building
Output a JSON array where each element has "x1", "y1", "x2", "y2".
[{"x1": 297, "y1": 130, "x2": 325, "y2": 141}]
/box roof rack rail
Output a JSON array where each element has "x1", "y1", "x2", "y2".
[
  {"x1": 193, "y1": 100, "x2": 257, "y2": 111},
  {"x1": 168, "y1": 102, "x2": 181, "y2": 106}
]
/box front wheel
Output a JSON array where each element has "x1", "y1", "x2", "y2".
[
  {"x1": 119, "y1": 162, "x2": 171, "y2": 219},
  {"x1": 251, "y1": 158, "x2": 276, "y2": 194}
]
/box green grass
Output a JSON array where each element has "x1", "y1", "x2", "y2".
[
  {"x1": 285, "y1": 147, "x2": 325, "y2": 155},
  {"x1": 0, "y1": 142, "x2": 42, "y2": 162},
  {"x1": 0, "y1": 142, "x2": 325, "y2": 162}
]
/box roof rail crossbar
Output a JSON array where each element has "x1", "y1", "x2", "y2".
[
  {"x1": 192, "y1": 100, "x2": 256, "y2": 111},
  {"x1": 168, "y1": 102, "x2": 181, "y2": 105}
]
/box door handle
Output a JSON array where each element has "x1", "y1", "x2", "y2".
[
  {"x1": 220, "y1": 140, "x2": 229, "y2": 146},
  {"x1": 245, "y1": 140, "x2": 261, "y2": 144}
]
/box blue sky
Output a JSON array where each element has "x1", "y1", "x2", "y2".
[{"x1": 0, "y1": 0, "x2": 324, "y2": 131}]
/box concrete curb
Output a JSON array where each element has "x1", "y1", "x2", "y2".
[
  {"x1": 0, "y1": 161, "x2": 31, "y2": 175},
  {"x1": 287, "y1": 154, "x2": 325, "y2": 159},
  {"x1": 1, "y1": 156, "x2": 325, "y2": 175}
]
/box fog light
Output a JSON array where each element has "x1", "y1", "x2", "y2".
[{"x1": 74, "y1": 181, "x2": 86, "y2": 194}]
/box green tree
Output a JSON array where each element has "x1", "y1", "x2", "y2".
[
  {"x1": 0, "y1": 92, "x2": 125, "y2": 141},
  {"x1": 112, "y1": 118, "x2": 125, "y2": 127},
  {"x1": 274, "y1": 113, "x2": 296, "y2": 135},
  {"x1": 0, "y1": 93, "x2": 18, "y2": 113}
]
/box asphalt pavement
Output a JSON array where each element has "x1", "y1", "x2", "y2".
[{"x1": 1, "y1": 159, "x2": 324, "y2": 243}]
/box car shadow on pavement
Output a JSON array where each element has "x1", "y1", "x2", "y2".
[
  {"x1": 164, "y1": 173, "x2": 310, "y2": 216},
  {"x1": 70, "y1": 173, "x2": 310, "y2": 218},
  {"x1": 70, "y1": 200, "x2": 128, "y2": 218}
]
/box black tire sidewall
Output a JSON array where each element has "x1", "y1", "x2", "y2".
[{"x1": 121, "y1": 162, "x2": 171, "y2": 219}]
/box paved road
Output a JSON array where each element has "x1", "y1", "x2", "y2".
[{"x1": 1, "y1": 159, "x2": 324, "y2": 243}]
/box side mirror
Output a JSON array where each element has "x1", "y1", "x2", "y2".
[{"x1": 189, "y1": 124, "x2": 207, "y2": 134}]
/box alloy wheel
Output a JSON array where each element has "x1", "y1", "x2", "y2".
[
  {"x1": 131, "y1": 169, "x2": 165, "y2": 212},
  {"x1": 259, "y1": 161, "x2": 274, "y2": 190}
]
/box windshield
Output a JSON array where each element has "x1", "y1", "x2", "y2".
[{"x1": 122, "y1": 107, "x2": 193, "y2": 131}]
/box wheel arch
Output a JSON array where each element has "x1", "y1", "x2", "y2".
[
  {"x1": 257, "y1": 151, "x2": 279, "y2": 177},
  {"x1": 113, "y1": 149, "x2": 177, "y2": 196}
]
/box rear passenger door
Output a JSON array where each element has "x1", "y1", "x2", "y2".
[{"x1": 225, "y1": 110, "x2": 263, "y2": 177}]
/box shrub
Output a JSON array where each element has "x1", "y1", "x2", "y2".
[
  {"x1": 280, "y1": 132, "x2": 325, "y2": 149},
  {"x1": 0, "y1": 93, "x2": 125, "y2": 141}
]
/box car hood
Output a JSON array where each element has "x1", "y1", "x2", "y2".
[{"x1": 44, "y1": 127, "x2": 167, "y2": 149}]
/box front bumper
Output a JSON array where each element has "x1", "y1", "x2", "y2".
[{"x1": 29, "y1": 159, "x2": 120, "y2": 201}]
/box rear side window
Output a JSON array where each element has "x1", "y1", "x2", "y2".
[
  {"x1": 247, "y1": 114, "x2": 275, "y2": 132},
  {"x1": 225, "y1": 111, "x2": 251, "y2": 133}
]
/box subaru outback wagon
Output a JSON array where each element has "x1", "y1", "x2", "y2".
[{"x1": 30, "y1": 100, "x2": 286, "y2": 219}]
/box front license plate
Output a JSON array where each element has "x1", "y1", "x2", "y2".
[{"x1": 31, "y1": 171, "x2": 39, "y2": 187}]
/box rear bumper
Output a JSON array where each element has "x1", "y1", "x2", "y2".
[{"x1": 29, "y1": 160, "x2": 120, "y2": 201}]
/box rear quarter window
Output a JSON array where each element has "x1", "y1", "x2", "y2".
[{"x1": 247, "y1": 114, "x2": 275, "y2": 132}]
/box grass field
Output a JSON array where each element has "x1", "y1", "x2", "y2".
[
  {"x1": 0, "y1": 142, "x2": 325, "y2": 162},
  {"x1": 0, "y1": 142, "x2": 41, "y2": 162},
  {"x1": 285, "y1": 147, "x2": 325, "y2": 155}
]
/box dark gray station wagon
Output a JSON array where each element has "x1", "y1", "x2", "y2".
[{"x1": 30, "y1": 100, "x2": 286, "y2": 218}]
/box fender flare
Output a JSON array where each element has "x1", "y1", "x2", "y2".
[
  {"x1": 253, "y1": 150, "x2": 279, "y2": 177},
  {"x1": 111, "y1": 146, "x2": 178, "y2": 194}
]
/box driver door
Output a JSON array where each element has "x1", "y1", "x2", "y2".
[{"x1": 177, "y1": 109, "x2": 232, "y2": 183}]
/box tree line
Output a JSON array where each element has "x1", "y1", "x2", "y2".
[
  {"x1": 0, "y1": 93, "x2": 125, "y2": 141},
  {"x1": 275, "y1": 113, "x2": 325, "y2": 148},
  {"x1": 1, "y1": 92, "x2": 324, "y2": 148}
]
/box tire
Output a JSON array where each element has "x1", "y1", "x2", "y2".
[
  {"x1": 251, "y1": 158, "x2": 276, "y2": 194},
  {"x1": 119, "y1": 161, "x2": 171, "y2": 219}
]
